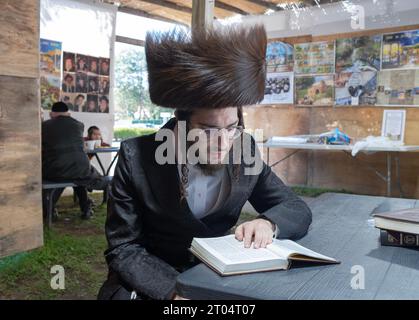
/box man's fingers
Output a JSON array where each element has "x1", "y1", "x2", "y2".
[
  {"x1": 253, "y1": 231, "x2": 263, "y2": 249},
  {"x1": 235, "y1": 224, "x2": 244, "y2": 241},
  {"x1": 244, "y1": 224, "x2": 254, "y2": 248}
]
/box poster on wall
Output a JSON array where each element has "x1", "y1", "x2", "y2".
[
  {"x1": 336, "y1": 35, "x2": 381, "y2": 73},
  {"x1": 262, "y1": 72, "x2": 294, "y2": 104},
  {"x1": 294, "y1": 41, "x2": 335, "y2": 75},
  {"x1": 335, "y1": 71, "x2": 377, "y2": 106},
  {"x1": 61, "y1": 52, "x2": 111, "y2": 113},
  {"x1": 266, "y1": 41, "x2": 294, "y2": 73},
  {"x1": 382, "y1": 29, "x2": 419, "y2": 70},
  {"x1": 295, "y1": 75, "x2": 334, "y2": 106},
  {"x1": 377, "y1": 70, "x2": 419, "y2": 106},
  {"x1": 40, "y1": 39, "x2": 62, "y2": 110}
]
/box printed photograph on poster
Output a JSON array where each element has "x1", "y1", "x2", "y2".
[
  {"x1": 88, "y1": 56, "x2": 99, "y2": 75},
  {"x1": 98, "y1": 95, "x2": 110, "y2": 113},
  {"x1": 86, "y1": 95, "x2": 99, "y2": 113},
  {"x1": 295, "y1": 75, "x2": 334, "y2": 106},
  {"x1": 40, "y1": 75, "x2": 61, "y2": 110},
  {"x1": 63, "y1": 52, "x2": 76, "y2": 73},
  {"x1": 62, "y1": 73, "x2": 76, "y2": 93},
  {"x1": 61, "y1": 93, "x2": 86, "y2": 112},
  {"x1": 266, "y1": 41, "x2": 294, "y2": 73},
  {"x1": 40, "y1": 39, "x2": 62, "y2": 110},
  {"x1": 294, "y1": 41, "x2": 335, "y2": 75},
  {"x1": 336, "y1": 35, "x2": 381, "y2": 73},
  {"x1": 76, "y1": 54, "x2": 89, "y2": 73},
  {"x1": 40, "y1": 39, "x2": 62, "y2": 76},
  {"x1": 381, "y1": 110, "x2": 406, "y2": 143},
  {"x1": 99, "y1": 76, "x2": 110, "y2": 95},
  {"x1": 262, "y1": 72, "x2": 294, "y2": 104},
  {"x1": 88, "y1": 76, "x2": 99, "y2": 93},
  {"x1": 382, "y1": 29, "x2": 419, "y2": 70},
  {"x1": 377, "y1": 70, "x2": 419, "y2": 106},
  {"x1": 335, "y1": 71, "x2": 377, "y2": 106},
  {"x1": 76, "y1": 72, "x2": 88, "y2": 93},
  {"x1": 99, "y1": 58, "x2": 110, "y2": 76}
]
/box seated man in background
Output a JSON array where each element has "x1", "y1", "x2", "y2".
[
  {"x1": 85, "y1": 126, "x2": 110, "y2": 147},
  {"x1": 85, "y1": 126, "x2": 111, "y2": 160},
  {"x1": 42, "y1": 102, "x2": 109, "y2": 219}
]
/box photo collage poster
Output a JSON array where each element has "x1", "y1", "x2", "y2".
[
  {"x1": 40, "y1": 39, "x2": 62, "y2": 110},
  {"x1": 262, "y1": 41, "x2": 294, "y2": 105},
  {"x1": 378, "y1": 29, "x2": 419, "y2": 106},
  {"x1": 294, "y1": 41, "x2": 335, "y2": 106},
  {"x1": 261, "y1": 28, "x2": 419, "y2": 108},
  {"x1": 335, "y1": 35, "x2": 381, "y2": 106},
  {"x1": 61, "y1": 52, "x2": 111, "y2": 113}
]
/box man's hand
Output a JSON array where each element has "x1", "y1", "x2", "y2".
[
  {"x1": 235, "y1": 218, "x2": 275, "y2": 249},
  {"x1": 173, "y1": 294, "x2": 189, "y2": 300}
]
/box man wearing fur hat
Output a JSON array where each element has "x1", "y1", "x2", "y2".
[{"x1": 99, "y1": 25, "x2": 312, "y2": 300}]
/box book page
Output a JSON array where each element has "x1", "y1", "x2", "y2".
[
  {"x1": 194, "y1": 235, "x2": 282, "y2": 265},
  {"x1": 267, "y1": 239, "x2": 337, "y2": 262}
]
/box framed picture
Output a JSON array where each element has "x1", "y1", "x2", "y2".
[
  {"x1": 382, "y1": 29, "x2": 419, "y2": 70},
  {"x1": 294, "y1": 41, "x2": 335, "y2": 75},
  {"x1": 266, "y1": 41, "x2": 294, "y2": 73},
  {"x1": 336, "y1": 35, "x2": 381, "y2": 73},
  {"x1": 381, "y1": 110, "x2": 406, "y2": 143},
  {"x1": 295, "y1": 75, "x2": 334, "y2": 106},
  {"x1": 262, "y1": 72, "x2": 294, "y2": 104}
]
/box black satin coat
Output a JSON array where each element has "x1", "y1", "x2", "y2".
[{"x1": 100, "y1": 118, "x2": 312, "y2": 300}]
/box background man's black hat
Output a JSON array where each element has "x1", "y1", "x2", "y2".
[{"x1": 51, "y1": 102, "x2": 69, "y2": 112}]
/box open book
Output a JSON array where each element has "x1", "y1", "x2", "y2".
[{"x1": 190, "y1": 235, "x2": 339, "y2": 276}]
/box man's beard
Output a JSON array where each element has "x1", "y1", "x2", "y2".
[
  {"x1": 197, "y1": 163, "x2": 225, "y2": 176},
  {"x1": 185, "y1": 141, "x2": 228, "y2": 176}
]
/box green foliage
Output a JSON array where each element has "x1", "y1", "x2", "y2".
[
  {"x1": 114, "y1": 47, "x2": 171, "y2": 120},
  {"x1": 114, "y1": 127, "x2": 157, "y2": 141},
  {"x1": 0, "y1": 194, "x2": 107, "y2": 300}
]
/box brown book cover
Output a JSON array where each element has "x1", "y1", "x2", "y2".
[
  {"x1": 380, "y1": 229, "x2": 419, "y2": 247},
  {"x1": 373, "y1": 208, "x2": 419, "y2": 223}
]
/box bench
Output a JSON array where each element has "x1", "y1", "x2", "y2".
[
  {"x1": 42, "y1": 181, "x2": 77, "y2": 228},
  {"x1": 42, "y1": 176, "x2": 113, "y2": 228}
]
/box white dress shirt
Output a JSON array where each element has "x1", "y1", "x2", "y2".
[{"x1": 177, "y1": 164, "x2": 279, "y2": 237}]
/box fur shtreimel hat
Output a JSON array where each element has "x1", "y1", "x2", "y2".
[{"x1": 145, "y1": 24, "x2": 267, "y2": 110}]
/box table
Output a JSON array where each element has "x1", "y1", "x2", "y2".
[
  {"x1": 86, "y1": 147, "x2": 120, "y2": 176},
  {"x1": 263, "y1": 140, "x2": 419, "y2": 197},
  {"x1": 176, "y1": 192, "x2": 419, "y2": 300}
]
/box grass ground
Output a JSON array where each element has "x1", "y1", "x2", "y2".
[{"x1": 0, "y1": 186, "x2": 350, "y2": 300}]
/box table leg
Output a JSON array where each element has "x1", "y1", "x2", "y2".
[
  {"x1": 267, "y1": 148, "x2": 270, "y2": 166},
  {"x1": 387, "y1": 152, "x2": 392, "y2": 197},
  {"x1": 394, "y1": 152, "x2": 404, "y2": 198},
  {"x1": 94, "y1": 154, "x2": 106, "y2": 176},
  {"x1": 106, "y1": 151, "x2": 120, "y2": 176}
]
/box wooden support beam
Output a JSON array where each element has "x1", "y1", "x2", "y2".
[
  {"x1": 192, "y1": 0, "x2": 214, "y2": 32},
  {"x1": 116, "y1": 35, "x2": 145, "y2": 47},
  {"x1": 214, "y1": 2, "x2": 248, "y2": 16},
  {"x1": 246, "y1": 0, "x2": 282, "y2": 11},
  {"x1": 118, "y1": 6, "x2": 189, "y2": 27},
  {"x1": 137, "y1": 0, "x2": 192, "y2": 14}
]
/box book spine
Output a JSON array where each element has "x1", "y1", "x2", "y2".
[{"x1": 380, "y1": 229, "x2": 419, "y2": 247}]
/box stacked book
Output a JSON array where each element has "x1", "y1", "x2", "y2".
[{"x1": 373, "y1": 208, "x2": 419, "y2": 248}]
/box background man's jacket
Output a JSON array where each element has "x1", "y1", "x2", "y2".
[{"x1": 42, "y1": 116, "x2": 91, "y2": 180}]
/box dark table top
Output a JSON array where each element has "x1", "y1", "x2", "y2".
[
  {"x1": 176, "y1": 193, "x2": 419, "y2": 300},
  {"x1": 85, "y1": 147, "x2": 120, "y2": 154}
]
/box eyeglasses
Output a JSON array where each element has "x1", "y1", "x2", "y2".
[{"x1": 197, "y1": 126, "x2": 244, "y2": 140}]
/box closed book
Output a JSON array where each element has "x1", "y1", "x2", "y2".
[
  {"x1": 373, "y1": 208, "x2": 419, "y2": 234},
  {"x1": 380, "y1": 229, "x2": 419, "y2": 247}
]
